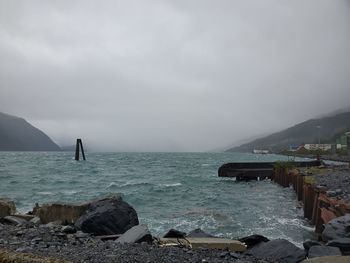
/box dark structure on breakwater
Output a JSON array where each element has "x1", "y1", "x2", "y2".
[{"x1": 218, "y1": 161, "x2": 321, "y2": 181}]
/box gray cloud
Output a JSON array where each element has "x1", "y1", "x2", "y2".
[{"x1": 1, "y1": 0, "x2": 350, "y2": 151}]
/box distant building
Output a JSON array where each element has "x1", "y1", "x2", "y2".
[
  {"x1": 336, "y1": 132, "x2": 350, "y2": 150},
  {"x1": 289, "y1": 145, "x2": 301, "y2": 152},
  {"x1": 303, "y1": 144, "x2": 332, "y2": 151}
]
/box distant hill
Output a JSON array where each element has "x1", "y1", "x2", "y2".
[
  {"x1": 0, "y1": 112, "x2": 61, "y2": 151},
  {"x1": 227, "y1": 111, "x2": 350, "y2": 153},
  {"x1": 60, "y1": 145, "x2": 75, "y2": 151}
]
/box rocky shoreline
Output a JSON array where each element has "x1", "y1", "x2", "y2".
[
  {"x1": 1, "y1": 182, "x2": 350, "y2": 262},
  {"x1": 0, "y1": 196, "x2": 271, "y2": 263},
  {"x1": 0, "y1": 223, "x2": 268, "y2": 263}
]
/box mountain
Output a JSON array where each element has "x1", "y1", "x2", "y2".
[
  {"x1": 0, "y1": 112, "x2": 61, "y2": 151},
  {"x1": 227, "y1": 111, "x2": 350, "y2": 153}
]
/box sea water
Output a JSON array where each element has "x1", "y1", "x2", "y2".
[{"x1": 0, "y1": 152, "x2": 314, "y2": 245}]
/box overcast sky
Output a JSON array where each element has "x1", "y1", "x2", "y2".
[{"x1": 1, "y1": 0, "x2": 350, "y2": 152}]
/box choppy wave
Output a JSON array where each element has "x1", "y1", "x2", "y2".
[
  {"x1": 106, "y1": 182, "x2": 119, "y2": 189},
  {"x1": 120, "y1": 181, "x2": 152, "y2": 187},
  {"x1": 37, "y1": 191, "x2": 54, "y2": 196},
  {"x1": 159, "y1": 183, "x2": 182, "y2": 187},
  {"x1": 60, "y1": 190, "x2": 80, "y2": 195},
  {"x1": 0, "y1": 151, "x2": 313, "y2": 246}
]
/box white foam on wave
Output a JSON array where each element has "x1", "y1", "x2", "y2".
[
  {"x1": 276, "y1": 217, "x2": 302, "y2": 226},
  {"x1": 160, "y1": 183, "x2": 182, "y2": 187},
  {"x1": 37, "y1": 191, "x2": 54, "y2": 196},
  {"x1": 120, "y1": 181, "x2": 151, "y2": 187},
  {"x1": 300, "y1": 225, "x2": 315, "y2": 232},
  {"x1": 61, "y1": 190, "x2": 80, "y2": 195},
  {"x1": 106, "y1": 182, "x2": 119, "y2": 189}
]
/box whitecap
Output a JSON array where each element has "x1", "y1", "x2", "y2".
[
  {"x1": 160, "y1": 183, "x2": 182, "y2": 187},
  {"x1": 300, "y1": 225, "x2": 315, "y2": 232},
  {"x1": 276, "y1": 218, "x2": 301, "y2": 226},
  {"x1": 120, "y1": 181, "x2": 151, "y2": 187},
  {"x1": 61, "y1": 190, "x2": 80, "y2": 195},
  {"x1": 106, "y1": 182, "x2": 119, "y2": 189},
  {"x1": 37, "y1": 191, "x2": 54, "y2": 196}
]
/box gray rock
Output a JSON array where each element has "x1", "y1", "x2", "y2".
[
  {"x1": 322, "y1": 214, "x2": 350, "y2": 242},
  {"x1": 229, "y1": 252, "x2": 240, "y2": 259},
  {"x1": 163, "y1": 229, "x2": 186, "y2": 238},
  {"x1": 303, "y1": 240, "x2": 322, "y2": 252},
  {"x1": 308, "y1": 245, "x2": 342, "y2": 258},
  {"x1": 239, "y1": 234, "x2": 270, "y2": 248},
  {"x1": 219, "y1": 251, "x2": 230, "y2": 258},
  {"x1": 326, "y1": 191, "x2": 337, "y2": 197},
  {"x1": 30, "y1": 216, "x2": 41, "y2": 225},
  {"x1": 335, "y1": 189, "x2": 343, "y2": 195},
  {"x1": 1, "y1": 215, "x2": 28, "y2": 226},
  {"x1": 31, "y1": 237, "x2": 43, "y2": 244},
  {"x1": 326, "y1": 238, "x2": 350, "y2": 255},
  {"x1": 187, "y1": 228, "x2": 214, "y2": 238},
  {"x1": 16, "y1": 230, "x2": 24, "y2": 236},
  {"x1": 249, "y1": 239, "x2": 306, "y2": 263},
  {"x1": 16, "y1": 247, "x2": 33, "y2": 253},
  {"x1": 116, "y1": 224, "x2": 152, "y2": 244},
  {"x1": 75, "y1": 231, "x2": 90, "y2": 239},
  {"x1": 45, "y1": 220, "x2": 62, "y2": 227},
  {"x1": 75, "y1": 196, "x2": 139, "y2": 235},
  {"x1": 62, "y1": 225, "x2": 76, "y2": 234}
]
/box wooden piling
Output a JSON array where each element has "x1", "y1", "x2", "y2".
[{"x1": 75, "y1": 139, "x2": 86, "y2": 161}]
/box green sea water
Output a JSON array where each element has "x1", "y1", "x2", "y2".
[{"x1": 0, "y1": 152, "x2": 314, "y2": 245}]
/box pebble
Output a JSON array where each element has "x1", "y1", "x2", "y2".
[
  {"x1": 75, "y1": 231, "x2": 89, "y2": 239},
  {"x1": 219, "y1": 251, "x2": 229, "y2": 258},
  {"x1": 16, "y1": 231, "x2": 24, "y2": 236},
  {"x1": 31, "y1": 237, "x2": 43, "y2": 243},
  {"x1": 62, "y1": 225, "x2": 76, "y2": 234},
  {"x1": 16, "y1": 246, "x2": 33, "y2": 253},
  {"x1": 230, "y1": 252, "x2": 240, "y2": 258}
]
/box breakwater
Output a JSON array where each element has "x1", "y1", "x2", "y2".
[
  {"x1": 218, "y1": 160, "x2": 320, "y2": 181},
  {"x1": 272, "y1": 165, "x2": 350, "y2": 237}
]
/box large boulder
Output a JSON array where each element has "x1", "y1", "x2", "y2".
[
  {"x1": 248, "y1": 239, "x2": 306, "y2": 263},
  {"x1": 326, "y1": 238, "x2": 350, "y2": 255},
  {"x1": 0, "y1": 199, "x2": 16, "y2": 218},
  {"x1": 75, "y1": 195, "x2": 139, "y2": 235},
  {"x1": 116, "y1": 224, "x2": 152, "y2": 243},
  {"x1": 163, "y1": 229, "x2": 186, "y2": 238},
  {"x1": 33, "y1": 203, "x2": 89, "y2": 224},
  {"x1": 239, "y1": 234, "x2": 270, "y2": 249},
  {"x1": 308, "y1": 245, "x2": 342, "y2": 258},
  {"x1": 303, "y1": 240, "x2": 323, "y2": 253},
  {"x1": 322, "y1": 214, "x2": 350, "y2": 242},
  {"x1": 0, "y1": 216, "x2": 29, "y2": 226}
]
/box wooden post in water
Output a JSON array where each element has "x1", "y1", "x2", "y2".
[
  {"x1": 75, "y1": 139, "x2": 86, "y2": 161},
  {"x1": 80, "y1": 139, "x2": 86, "y2": 161}
]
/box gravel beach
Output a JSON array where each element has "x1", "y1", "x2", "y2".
[
  {"x1": 314, "y1": 170, "x2": 350, "y2": 202},
  {"x1": 0, "y1": 223, "x2": 274, "y2": 263}
]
